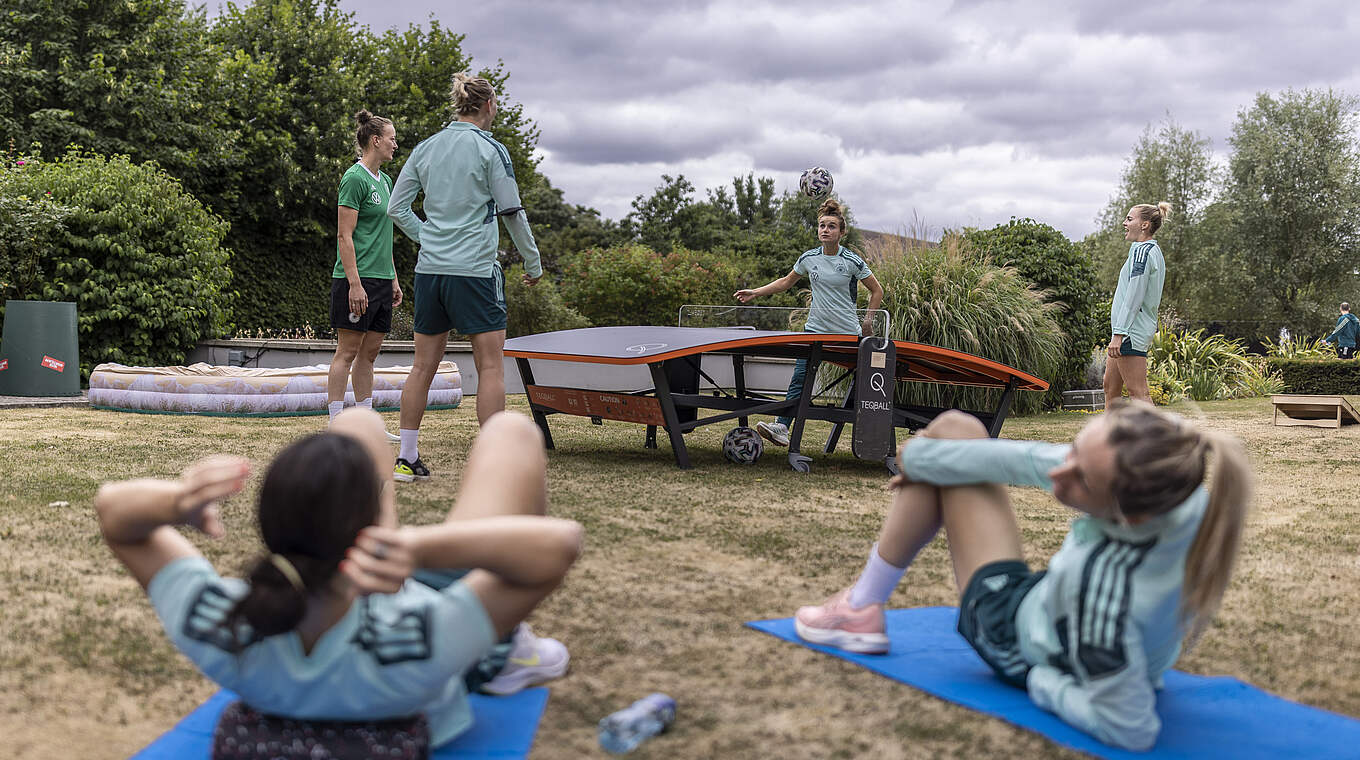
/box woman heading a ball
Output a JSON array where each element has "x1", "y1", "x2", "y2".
[{"x1": 733, "y1": 197, "x2": 884, "y2": 447}]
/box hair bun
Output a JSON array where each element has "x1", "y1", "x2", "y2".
[
  {"x1": 354, "y1": 109, "x2": 373, "y2": 125},
  {"x1": 1157, "y1": 201, "x2": 1173, "y2": 221}
]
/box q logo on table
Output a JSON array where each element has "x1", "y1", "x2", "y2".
[
  {"x1": 625, "y1": 343, "x2": 668, "y2": 355},
  {"x1": 869, "y1": 372, "x2": 886, "y2": 397}
]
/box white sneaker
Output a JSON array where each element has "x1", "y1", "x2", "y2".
[
  {"x1": 385, "y1": 430, "x2": 400, "y2": 443},
  {"x1": 479, "y1": 624, "x2": 570, "y2": 695},
  {"x1": 756, "y1": 421, "x2": 790, "y2": 447}
]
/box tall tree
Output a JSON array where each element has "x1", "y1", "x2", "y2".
[
  {"x1": 1088, "y1": 116, "x2": 1218, "y2": 310},
  {"x1": 1226, "y1": 88, "x2": 1360, "y2": 334},
  {"x1": 0, "y1": 0, "x2": 236, "y2": 192}
]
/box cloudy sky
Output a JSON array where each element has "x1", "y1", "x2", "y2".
[{"x1": 276, "y1": 0, "x2": 1360, "y2": 239}]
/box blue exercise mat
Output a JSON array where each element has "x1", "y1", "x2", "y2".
[
  {"x1": 130, "y1": 688, "x2": 550, "y2": 760},
  {"x1": 749, "y1": 606, "x2": 1360, "y2": 759}
]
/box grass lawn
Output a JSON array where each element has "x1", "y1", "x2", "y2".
[{"x1": 2, "y1": 396, "x2": 1358, "y2": 758}]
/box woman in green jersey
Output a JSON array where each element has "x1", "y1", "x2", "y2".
[{"x1": 327, "y1": 110, "x2": 402, "y2": 431}]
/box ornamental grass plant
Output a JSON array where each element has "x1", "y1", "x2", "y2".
[{"x1": 867, "y1": 233, "x2": 1065, "y2": 415}]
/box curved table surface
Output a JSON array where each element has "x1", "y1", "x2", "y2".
[{"x1": 504, "y1": 326, "x2": 1048, "y2": 392}]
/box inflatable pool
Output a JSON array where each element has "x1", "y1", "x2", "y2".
[{"x1": 89, "y1": 362, "x2": 461, "y2": 416}]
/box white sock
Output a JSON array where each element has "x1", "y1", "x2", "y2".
[
  {"x1": 399, "y1": 429, "x2": 419, "y2": 463},
  {"x1": 357, "y1": 397, "x2": 373, "y2": 410},
  {"x1": 848, "y1": 543, "x2": 909, "y2": 608},
  {"x1": 328, "y1": 400, "x2": 345, "y2": 423}
]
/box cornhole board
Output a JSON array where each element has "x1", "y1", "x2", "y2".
[{"x1": 1271, "y1": 395, "x2": 1359, "y2": 429}]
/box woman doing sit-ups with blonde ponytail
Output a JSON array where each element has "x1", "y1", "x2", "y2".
[{"x1": 792, "y1": 401, "x2": 1251, "y2": 750}]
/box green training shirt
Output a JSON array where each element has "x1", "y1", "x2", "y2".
[
  {"x1": 333, "y1": 163, "x2": 396, "y2": 280},
  {"x1": 793, "y1": 246, "x2": 873, "y2": 334}
]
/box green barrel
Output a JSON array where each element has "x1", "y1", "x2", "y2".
[{"x1": 0, "y1": 300, "x2": 81, "y2": 397}]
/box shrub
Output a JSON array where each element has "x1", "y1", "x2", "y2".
[
  {"x1": 870, "y1": 234, "x2": 1066, "y2": 416},
  {"x1": 1262, "y1": 334, "x2": 1333, "y2": 359},
  {"x1": 503, "y1": 264, "x2": 591, "y2": 338},
  {"x1": 964, "y1": 219, "x2": 1103, "y2": 405},
  {"x1": 558, "y1": 244, "x2": 758, "y2": 327},
  {"x1": 1263, "y1": 358, "x2": 1360, "y2": 395},
  {"x1": 1147, "y1": 328, "x2": 1284, "y2": 400},
  {"x1": 0, "y1": 156, "x2": 75, "y2": 299},
  {"x1": 2, "y1": 152, "x2": 233, "y2": 378}
]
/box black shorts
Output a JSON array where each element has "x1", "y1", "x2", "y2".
[
  {"x1": 1339, "y1": 345, "x2": 1356, "y2": 360},
  {"x1": 957, "y1": 559, "x2": 1046, "y2": 688},
  {"x1": 1119, "y1": 337, "x2": 1147, "y2": 358},
  {"x1": 330, "y1": 277, "x2": 393, "y2": 333}
]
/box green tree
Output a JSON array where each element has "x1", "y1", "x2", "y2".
[
  {"x1": 1088, "y1": 117, "x2": 1218, "y2": 315},
  {"x1": 0, "y1": 0, "x2": 238, "y2": 195},
  {"x1": 1226, "y1": 88, "x2": 1360, "y2": 334},
  {"x1": 965, "y1": 219, "x2": 1101, "y2": 402}
]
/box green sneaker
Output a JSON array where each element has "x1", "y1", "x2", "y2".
[{"x1": 394, "y1": 457, "x2": 430, "y2": 483}]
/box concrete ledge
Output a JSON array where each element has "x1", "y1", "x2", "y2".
[{"x1": 0, "y1": 392, "x2": 89, "y2": 409}]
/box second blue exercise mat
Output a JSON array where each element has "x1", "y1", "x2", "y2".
[
  {"x1": 748, "y1": 606, "x2": 1360, "y2": 760},
  {"x1": 130, "y1": 687, "x2": 550, "y2": 760}
]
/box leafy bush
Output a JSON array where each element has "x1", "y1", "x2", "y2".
[
  {"x1": 0, "y1": 156, "x2": 75, "y2": 299},
  {"x1": 1263, "y1": 358, "x2": 1360, "y2": 395},
  {"x1": 1146, "y1": 366, "x2": 1188, "y2": 406},
  {"x1": 871, "y1": 235, "x2": 1065, "y2": 416},
  {"x1": 558, "y1": 244, "x2": 758, "y2": 327},
  {"x1": 1147, "y1": 328, "x2": 1284, "y2": 400},
  {"x1": 964, "y1": 219, "x2": 1103, "y2": 405},
  {"x1": 503, "y1": 264, "x2": 591, "y2": 338},
  {"x1": 1262, "y1": 334, "x2": 1332, "y2": 359},
  {"x1": 2, "y1": 152, "x2": 233, "y2": 378}
]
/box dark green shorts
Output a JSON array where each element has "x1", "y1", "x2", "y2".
[
  {"x1": 957, "y1": 559, "x2": 1046, "y2": 688},
  {"x1": 413, "y1": 268, "x2": 506, "y2": 336},
  {"x1": 1119, "y1": 337, "x2": 1147, "y2": 358}
]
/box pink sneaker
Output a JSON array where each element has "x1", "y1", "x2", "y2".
[{"x1": 794, "y1": 589, "x2": 889, "y2": 654}]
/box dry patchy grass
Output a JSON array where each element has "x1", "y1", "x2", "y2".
[{"x1": 0, "y1": 397, "x2": 1356, "y2": 758}]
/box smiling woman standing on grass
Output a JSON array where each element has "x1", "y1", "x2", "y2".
[
  {"x1": 792, "y1": 401, "x2": 1251, "y2": 750},
  {"x1": 1104, "y1": 202, "x2": 1171, "y2": 409}
]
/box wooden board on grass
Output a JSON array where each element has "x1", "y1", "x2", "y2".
[{"x1": 1271, "y1": 395, "x2": 1359, "y2": 429}]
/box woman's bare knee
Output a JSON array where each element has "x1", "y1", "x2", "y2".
[{"x1": 925, "y1": 410, "x2": 988, "y2": 439}]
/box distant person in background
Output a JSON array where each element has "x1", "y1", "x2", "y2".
[
  {"x1": 327, "y1": 110, "x2": 401, "y2": 440},
  {"x1": 1105, "y1": 202, "x2": 1171, "y2": 409},
  {"x1": 733, "y1": 198, "x2": 884, "y2": 447},
  {"x1": 388, "y1": 72, "x2": 544, "y2": 483},
  {"x1": 1323, "y1": 303, "x2": 1359, "y2": 359}
]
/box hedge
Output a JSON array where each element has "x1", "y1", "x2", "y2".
[{"x1": 1264, "y1": 357, "x2": 1360, "y2": 395}]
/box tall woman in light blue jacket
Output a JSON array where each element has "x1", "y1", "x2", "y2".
[
  {"x1": 1104, "y1": 202, "x2": 1171, "y2": 408},
  {"x1": 792, "y1": 401, "x2": 1251, "y2": 751}
]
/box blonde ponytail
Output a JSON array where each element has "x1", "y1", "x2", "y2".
[
  {"x1": 1132, "y1": 201, "x2": 1173, "y2": 235},
  {"x1": 1179, "y1": 431, "x2": 1251, "y2": 644},
  {"x1": 1104, "y1": 400, "x2": 1253, "y2": 646}
]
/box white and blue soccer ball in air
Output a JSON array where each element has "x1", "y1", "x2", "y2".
[
  {"x1": 723, "y1": 426, "x2": 764, "y2": 464},
  {"x1": 799, "y1": 167, "x2": 834, "y2": 198}
]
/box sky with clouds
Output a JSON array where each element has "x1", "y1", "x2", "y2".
[{"x1": 277, "y1": 0, "x2": 1360, "y2": 239}]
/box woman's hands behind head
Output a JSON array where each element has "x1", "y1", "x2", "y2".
[
  {"x1": 340, "y1": 525, "x2": 416, "y2": 596},
  {"x1": 176, "y1": 455, "x2": 251, "y2": 538}
]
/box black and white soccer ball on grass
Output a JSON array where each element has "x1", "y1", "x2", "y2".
[
  {"x1": 722, "y1": 426, "x2": 764, "y2": 464},
  {"x1": 799, "y1": 166, "x2": 834, "y2": 198}
]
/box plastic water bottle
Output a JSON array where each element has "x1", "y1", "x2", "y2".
[{"x1": 597, "y1": 693, "x2": 677, "y2": 754}]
